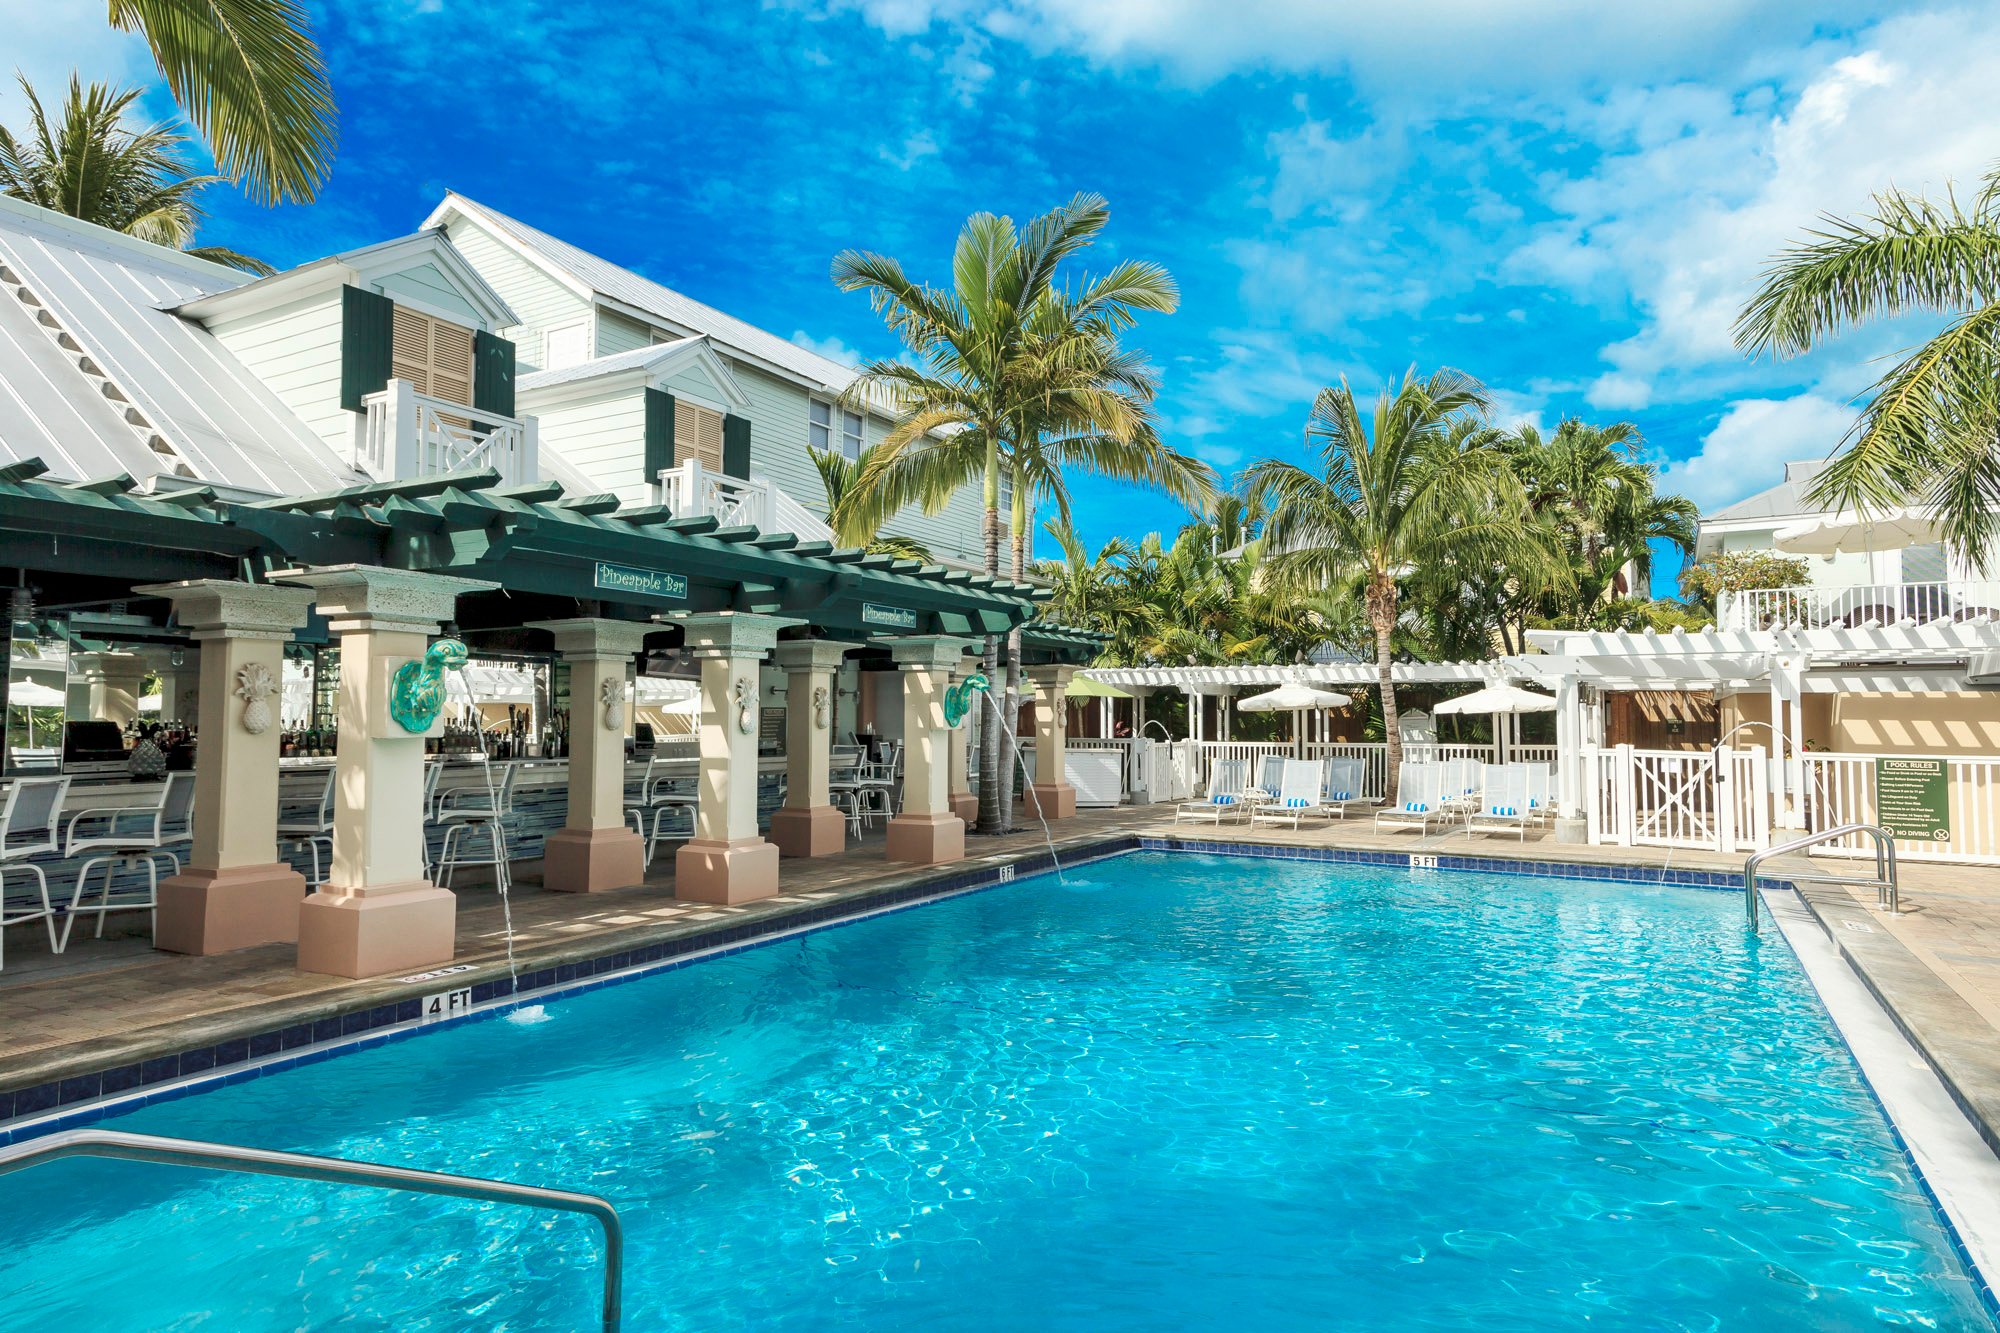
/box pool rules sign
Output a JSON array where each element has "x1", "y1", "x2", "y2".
[{"x1": 1874, "y1": 757, "x2": 1950, "y2": 843}]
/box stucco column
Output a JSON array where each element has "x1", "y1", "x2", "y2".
[
  {"x1": 1025, "y1": 664, "x2": 1079, "y2": 820},
  {"x1": 274, "y1": 565, "x2": 495, "y2": 978},
  {"x1": 133, "y1": 581, "x2": 315, "y2": 954},
  {"x1": 948, "y1": 650, "x2": 981, "y2": 826},
  {"x1": 529, "y1": 618, "x2": 654, "y2": 892},
  {"x1": 674, "y1": 613, "x2": 793, "y2": 903},
  {"x1": 74, "y1": 652, "x2": 148, "y2": 726},
  {"x1": 768, "y1": 638, "x2": 858, "y2": 858},
  {"x1": 882, "y1": 636, "x2": 975, "y2": 864}
]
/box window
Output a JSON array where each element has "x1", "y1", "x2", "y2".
[
  {"x1": 543, "y1": 323, "x2": 589, "y2": 371},
  {"x1": 390, "y1": 305, "x2": 473, "y2": 404},
  {"x1": 809, "y1": 400, "x2": 832, "y2": 453},
  {"x1": 676, "y1": 401, "x2": 724, "y2": 473},
  {"x1": 841, "y1": 410, "x2": 864, "y2": 460}
]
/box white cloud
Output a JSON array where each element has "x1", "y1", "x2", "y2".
[
  {"x1": 0, "y1": 1, "x2": 157, "y2": 126},
  {"x1": 790, "y1": 329, "x2": 863, "y2": 367},
  {"x1": 878, "y1": 128, "x2": 942, "y2": 170},
  {"x1": 1657, "y1": 394, "x2": 1857, "y2": 509},
  {"x1": 1485, "y1": 386, "x2": 1547, "y2": 433}
]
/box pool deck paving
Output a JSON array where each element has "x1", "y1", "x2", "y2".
[{"x1": 2, "y1": 805, "x2": 1999, "y2": 1157}]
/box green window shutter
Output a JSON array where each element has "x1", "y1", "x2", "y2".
[
  {"x1": 722, "y1": 413, "x2": 751, "y2": 479},
  {"x1": 472, "y1": 330, "x2": 516, "y2": 419},
  {"x1": 338, "y1": 285, "x2": 394, "y2": 411},
  {"x1": 644, "y1": 389, "x2": 676, "y2": 479}
]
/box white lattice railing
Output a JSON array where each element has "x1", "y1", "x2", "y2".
[
  {"x1": 1581, "y1": 745, "x2": 1769, "y2": 852},
  {"x1": 1193, "y1": 740, "x2": 1559, "y2": 800},
  {"x1": 658, "y1": 459, "x2": 770, "y2": 530},
  {"x1": 767, "y1": 483, "x2": 838, "y2": 544},
  {"x1": 1800, "y1": 752, "x2": 2000, "y2": 864},
  {"x1": 1717, "y1": 580, "x2": 2000, "y2": 631},
  {"x1": 358, "y1": 379, "x2": 538, "y2": 486}
]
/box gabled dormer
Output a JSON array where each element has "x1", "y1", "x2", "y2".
[{"x1": 174, "y1": 231, "x2": 541, "y2": 485}]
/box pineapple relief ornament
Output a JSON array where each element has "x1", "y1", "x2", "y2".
[
  {"x1": 235, "y1": 662, "x2": 277, "y2": 735},
  {"x1": 600, "y1": 678, "x2": 624, "y2": 731}
]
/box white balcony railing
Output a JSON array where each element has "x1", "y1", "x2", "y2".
[
  {"x1": 357, "y1": 379, "x2": 539, "y2": 487},
  {"x1": 1717, "y1": 579, "x2": 2000, "y2": 630},
  {"x1": 656, "y1": 461, "x2": 838, "y2": 545}
]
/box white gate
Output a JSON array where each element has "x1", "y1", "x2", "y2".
[{"x1": 1583, "y1": 745, "x2": 1769, "y2": 852}]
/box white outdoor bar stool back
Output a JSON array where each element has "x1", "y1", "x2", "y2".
[
  {"x1": 1252, "y1": 758, "x2": 1329, "y2": 829},
  {"x1": 1175, "y1": 758, "x2": 1249, "y2": 824},
  {"x1": 61, "y1": 771, "x2": 194, "y2": 949},
  {"x1": 275, "y1": 766, "x2": 338, "y2": 886},
  {"x1": 433, "y1": 761, "x2": 518, "y2": 894},
  {"x1": 0, "y1": 776, "x2": 69, "y2": 969},
  {"x1": 1374, "y1": 762, "x2": 1449, "y2": 835},
  {"x1": 1319, "y1": 758, "x2": 1371, "y2": 819}
]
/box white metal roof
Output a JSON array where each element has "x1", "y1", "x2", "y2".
[
  {"x1": 425, "y1": 193, "x2": 865, "y2": 395},
  {"x1": 0, "y1": 196, "x2": 356, "y2": 496},
  {"x1": 517, "y1": 337, "x2": 705, "y2": 392}
]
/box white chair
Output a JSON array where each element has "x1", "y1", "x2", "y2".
[
  {"x1": 434, "y1": 761, "x2": 518, "y2": 893},
  {"x1": 1252, "y1": 759, "x2": 1329, "y2": 828},
  {"x1": 1176, "y1": 759, "x2": 1250, "y2": 824},
  {"x1": 1318, "y1": 758, "x2": 1371, "y2": 819},
  {"x1": 1515, "y1": 763, "x2": 1555, "y2": 825},
  {"x1": 61, "y1": 771, "x2": 194, "y2": 947},
  {"x1": 0, "y1": 777, "x2": 69, "y2": 969},
  {"x1": 1439, "y1": 759, "x2": 1482, "y2": 815},
  {"x1": 1245, "y1": 754, "x2": 1285, "y2": 802},
  {"x1": 276, "y1": 767, "x2": 337, "y2": 887},
  {"x1": 624, "y1": 758, "x2": 694, "y2": 867},
  {"x1": 1469, "y1": 764, "x2": 1532, "y2": 839},
  {"x1": 1374, "y1": 763, "x2": 1449, "y2": 835}
]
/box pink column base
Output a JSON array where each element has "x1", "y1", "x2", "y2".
[
  {"x1": 950, "y1": 791, "x2": 978, "y2": 824},
  {"x1": 1026, "y1": 782, "x2": 1078, "y2": 820},
  {"x1": 769, "y1": 805, "x2": 846, "y2": 858},
  {"x1": 296, "y1": 884, "x2": 456, "y2": 979},
  {"x1": 675, "y1": 837, "x2": 780, "y2": 904},
  {"x1": 542, "y1": 826, "x2": 647, "y2": 893},
  {"x1": 154, "y1": 863, "x2": 306, "y2": 955},
  {"x1": 886, "y1": 812, "x2": 966, "y2": 865}
]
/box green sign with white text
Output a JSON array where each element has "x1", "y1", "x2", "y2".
[
  {"x1": 1875, "y1": 757, "x2": 1950, "y2": 842},
  {"x1": 594, "y1": 561, "x2": 687, "y2": 602},
  {"x1": 861, "y1": 603, "x2": 919, "y2": 630}
]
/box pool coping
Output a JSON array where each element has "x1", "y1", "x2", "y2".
[{"x1": 3, "y1": 835, "x2": 1997, "y2": 1318}]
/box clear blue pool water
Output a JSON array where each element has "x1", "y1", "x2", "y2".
[{"x1": 0, "y1": 851, "x2": 1990, "y2": 1330}]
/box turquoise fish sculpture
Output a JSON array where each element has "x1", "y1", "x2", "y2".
[
  {"x1": 390, "y1": 639, "x2": 469, "y2": 734},
  {"x1": 942, "y1": 672, "x2": 989, "y2": 728}
]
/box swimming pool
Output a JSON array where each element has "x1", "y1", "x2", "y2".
[{"x1": 0, "y1": 851, "x2": 1990, "y2": 1330}]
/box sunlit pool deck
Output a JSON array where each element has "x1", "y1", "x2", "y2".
[{"x1": 4, "y1": 804, "x2": 1999, "y2": 1173}]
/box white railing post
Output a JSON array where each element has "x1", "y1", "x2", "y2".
[
  {"x1": 384, "y1": 379, "x2": 419, "y2": 481},
  {"x1": 1612, "y1": 744, "x2": 1636, "y2": 846},
  {"x1": 517, "y1": 414, "x2": 539, "y2": 486}
]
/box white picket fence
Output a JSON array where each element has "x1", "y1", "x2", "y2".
[
  {"x1": 1800, "y1": 752, "x2": 2000, "y2": 864},
  {"x1": 1582, "y1": 745, "x2": 1770, "y2": 853},
  {"x1": 1191, "y1": 740, "x2": 1558, "y2": 800}
]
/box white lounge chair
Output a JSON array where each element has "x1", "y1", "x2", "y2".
[
  {"x1": 1375, "y1": 762, "x2": 1450, "y2": 835},
  {"x1": 1439, "y1": 758, "x2": 1482, "y2": 815},
  {"x1": 1469, "y1": 764, "x2": 1532, "y2": 839},
  {"x1": 1176, "y1": 759, "x2": 1251, "y2": 825},
  {"x1": 1514, "y1": 762, "x2": 1554, "y2": 825},
  {"x1": 1253, "y1": 759, "x2": 1329, "y2": 828},
  {"x1": 1319, "y1": 757, "x2": 1371, "y2": 819},
  {"x1": 1244, "y1": 754, "x2": 1286, "y2": 803}
]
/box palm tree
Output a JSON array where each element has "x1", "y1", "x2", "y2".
[
  {"x1": 1244, "y1": 368, "x2": 1534, "y2": 797},
  {"x1": 105, "y1": 0, "x2": 336, "y2": 205},
  {"x1": 829, "y1": 193, "x2": 1186, "y2": 833},
  {"x1": 1735, "y1": 169, "x2": 2000, "y2": 567},
  {"x1": 0, "y1": 75, "x2": 271, "y2": 272},
  {"x1": 806, "y1": 445, "x2": 932, "y2": 561}
]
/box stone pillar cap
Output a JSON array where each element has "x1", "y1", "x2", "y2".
[
  {"x1": 667, "y1": 611, "x2": 802, "y2": 657},
  {"x1": 527, "y1": 617, "x2": 656, "y2": 657},
  {"x1": 271, "y1": 565, "x2": 497, "y2": 632},
  {"x1": 772, "y1": 638, "x2": 861, "y2": 669},
  {"x1": 133, "y1": 579, "x2": 315, "y2": 637}
]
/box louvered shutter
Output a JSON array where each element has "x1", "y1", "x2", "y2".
[
  {"x1": 675, "y1": 403, "x2": 725, "y2": 473},
  {"x1": 722, "y1": 414, "x2": 751, "y2": 479},
  {"x1": 389, "y1": 305, "x2": 475, "y2": 405},
  {"x1": 473, "y1": 331, "x2": 516, "y2": 419},
  {"x1": 644, "y1": 390, "x2": 675, "y2": 478},
  {"x1": 339, "y1": 285, "x2": 394, "y2": 410}
]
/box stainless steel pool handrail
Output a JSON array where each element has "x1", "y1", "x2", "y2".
[
  {"x1": 1741, "y1": 823, "x2": 1898, "y2": 934},
  {"x1": 0, "y1": 1128, "x2": 623, "y2": 1330}
]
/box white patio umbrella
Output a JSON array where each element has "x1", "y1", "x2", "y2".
[
  {"x1": 7, "y1": 681, "x2": 66, "y2": 708},
  {"x1": 1774, "y1": 508, "x2": 1944, "y2": 558},
  {"x1": 1237, "y1": 681, "x2": 1351, "y2": 755},
  {"x1": 1434, "y1": 683, "x2": 1555, "y2": 763}
]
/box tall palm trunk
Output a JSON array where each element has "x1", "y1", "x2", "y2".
[
  {"x1": 1368, "y1": 574, "x2": 1402, "y2": 802},
  {"x1": 1003, "y1": 470, "x2": 1029, "y2": 831},
  {"x1": 976, "y1": 438, "x2": 1005, "y2": 835}
]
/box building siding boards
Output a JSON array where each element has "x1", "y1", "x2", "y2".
[
  {"x1": 519, "y1": 383, "x2": 651, "y2": 506},
  {"x1": 439, "y1": 221, "x2": 592, "y2": 373},
  {"x1": 595, "y1": 309, "x2": 654, "y2": 358},
  {"x1": 371, "y1": 260, "x2": 484, "y2": 327},
  {"x1": 206, "y1": 289, "x2": 351, "y2": 462}
]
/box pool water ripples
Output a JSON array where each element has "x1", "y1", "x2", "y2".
[{"x1": 0, "y1": 851, "x2": 1989, "y2": 1330}]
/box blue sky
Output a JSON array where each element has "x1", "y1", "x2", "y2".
[{"x1": 14, "y1": 1, "x2": 2000, "y2": 591}]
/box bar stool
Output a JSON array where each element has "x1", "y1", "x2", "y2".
[
  {"x1": 61, "y1": 771, "x2": 195, "y2": 948},
  {"x1": 434, "y1": 761, "x2": 517, "y2": 893},
  {"x1": 0, "y1": 776, "x2": 69, "y2": 970},
  {"x1": 275, "y1": 766, "x2": 337, "y2": 886}
]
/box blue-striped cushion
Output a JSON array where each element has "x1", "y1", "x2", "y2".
[
  {"x1": 1404, "y1": 802, "x2": 1428, "y2": 812},
  {"x1": 1284, "y1": 797, "x2": 1310, "y2": 808},
  {"x1": 1489, "y1": 806, "x2": 1516, "y2": 816},
  {"x1": 1211, "y1": 795, "x2": 1236, "y2": 805},
  {"x1": 1330, "y1": 790, "x2": 1352, "y2": 800}
]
